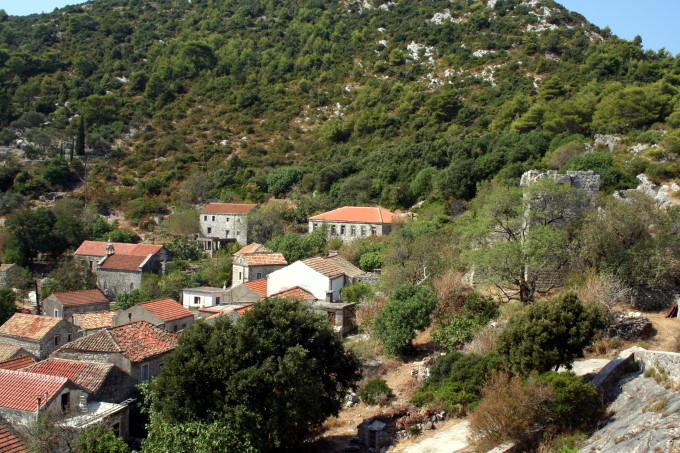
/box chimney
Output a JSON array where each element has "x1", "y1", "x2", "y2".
[
  {"x1": 325, "y1": 290, "x2": 333, "y2": 303},
  {"x1": 105, "y1": 238, "x2": 114, "y2": 256},
  {"x1": 327, "y1": 250, "x2": 338, "y2": 257}
]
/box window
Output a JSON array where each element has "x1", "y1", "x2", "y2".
[
  {"x1": 256, "y1": 272, "x2": 262, "y2": 279},
  {"x1": 331, "y1": 225, "x2": 337, "y2": 235},
  {"x1": 54, "y1": 309, "x2": 59, "y2": 318},
  {"x1": 226, "y1": 218, "x2": 230, "y2": 222},
  {"x1": 194, "y1": 296, "x2": 201, "y2": 305},
  {"x1": 340, "y1": 225, "x2": 345, "y2": 235},
  {"x1": 61, "y1": 392, "x2": 70, "y2": 412},
  {"x1": 181, "y1": 324, "x2": 186, "y2": 329},
  {"x1": 313, "y1": 223, "x2": 318, "y2": 231},
  {"x1": 351, "y1": 226, "x2": 356, "y2": 236},
  {"x1": 237, "y1": 231, "x2": 240, "y2": 236},
  {"x1": 216, "y1": 297, "x2": 221, "y2": 305},
  {"x1": 174, "y1": 325, "x2": 178, "y2": 332},
  {"x1": 212, "y1": 216, "x2": 215, "y2": 221},
  {"x1": 239, "y1": 271, "x2": 242, "y2": 280},
  {"x1": 207, "y1": 227, "x2": 212, "y2": 234},
  {"x1": 206, "y1": 242, "x2": 212, "y2": 250},
  {"x1": 226, "y1": 230, "x2": 230, "y2": 236},
  {"x1": 203, "y1": 215, "x2": 207, "y2": 221},
  {"x1": 371, "y1": 226, "x2": 377, "y2": 235},
  {"x1": 141, "y1": 363, "x2": 150, "y2": 382},
  {"x1": 361, "y1": 226, "x2": 367, "y2": 237},
  {"x1": 54, "y1": 335, "x2": 60, "y2": 346},
  {"x1": 67, "y1": 333, "x2": 72, "y2": 342},
  {"x1": 130, "y1": 282, "x2": 134, "y2": 290}
]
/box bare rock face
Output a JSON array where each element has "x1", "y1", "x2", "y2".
[{"x1": 606, "y1": 312, "x2": 653, "y2": 341}]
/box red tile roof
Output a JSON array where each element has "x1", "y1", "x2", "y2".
[
  {"x1": 302, "y1": 257, "x2": 344, "y2": 278},
  {"x1": 0, "y1": 424, "x2": 27, "y2": 453},
  {"x1": 234, "y1": 304, "x2": 255, "y2": 315},
  {"x1": 0, "y1": 355, "x2": 36, "y2": 371},
  {"x1": 99, "y1": 254, "x2": 148, "y2": 271},
  {"x1": 241, "y1": 253, "x2": 287, "y2": 266},
  {"x1": 309, "y1": 206, "x2": 399, "y2": 224},
  {"x1": 235, "y1": 243, "x2": 272, "y2": 255},
  {"x1": 0, "y1": 369, "x2": 69, "y2": 412},
  {"x1": 24, "y1": 359, "x2": 113, "y2": 394},
  {"x1": 139, "y1": 298, "x2": 193, "y2": 322},
  {"x1": 243, "y1": 279, "x2": 267, "y2": 297},
  {"x1": 0, "y1": 345, "x2": 22, "y2": 362},
  {"x1": 60, "y1": 321, "x2": 178, "y2": 363},
  {"x1": 327, "y1": 255, "x2": 366, "y2": 278},
  {"x1": 269, "y1": 287, "x2": 314, "y2": 300},
  {"x1": 72, "y1": 311, "x2": 118, "y2": 331},
  {"x1": 0, "y1": 314, "x2": 61, "y2": 341},
  {"x1": 74, "y1": 241, "x2": 163, "y2": 257},
  {"x1": 201, "y1": 203, "x2": 257, "y2": 214},
  {"x1": 50, "y1": 289, "x2": 109, "y2": 307}
]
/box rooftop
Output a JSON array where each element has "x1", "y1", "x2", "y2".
[
  {"x1": 309, "y1": 206, "x2": 400, "y2": 224},
  {"x1": 0, "y1": 345, "x2": 22, "y2": 362},
  {"x1": 74, "y1": 241, "x2": 163, "y2": 257},
  {"x1": 0, "y1": 369, "x2": 69, "y2": 412},
  {"x1": 59, "y1": 321, "x2": 178, "y2": 363},
  {"x1": 139, "y1": 298, "x2": 194, "y2": 322},
  {"x1": 235, "y1": 243, "x2": 272, "y2": 255},
  {"x1": 99, "y1": 254, "x2": 148, "y2": 271},
  {"x1": 0, "y1": 355, "x2": 36, "y2": 371},
  {"x1": 269, "y1": 286, "x2": 314, "y2": 300},
  {"x1": 243, "y1": 279, "x2": 267, "y2": 297},
  {"x1": 200, "y1": 203, "x2": 257, "y2": 215},
  {"x1": 50, "y1": 289, "x2": 109, "y2": 307},
  {"x1": 0, "y1": 423, "x2": 27, "y2": 453},
  {"x1": 72, "y1": 311, "x2": 118, "y2": 331},
  {"x1": 0, "y1": 314, "x2": 61, "y2": 341},
  {"x1": 24, "y1": 359, "x2": 113, "y2": 394},
  {"x1": 183, "y1": 286, "x2": 225, "y2": 293},
  {"x1": 239, "y1": 252, "x2": 288, "y2": 266},
  {"x1": 302, "y1": 257, "x2": 344, "y2": 278},
  {"x1": 327, "y1": 255, "x2": 366, "y2": 278}
]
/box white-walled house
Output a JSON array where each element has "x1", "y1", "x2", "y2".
[
  {"x1": 308, "y1": 206, "x2": 401, "y2": 242},
  {"x1": 267, "y1": 257, "x2": 345, "y2": 302},
  {"x1": 197, "y1": 203, "x2": 257, "y2": 255},
  {"x1": 181, "y1": 287, "x2": 227, "y2": 308}
]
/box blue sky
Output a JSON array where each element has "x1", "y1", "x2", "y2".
[{"x1": 0, "y1": 0, "x2": 678, "y2": 55}]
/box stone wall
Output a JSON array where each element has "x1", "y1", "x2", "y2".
[
  {"x1": 634, "y1": 349, "x2": 680, "y2": 384},
  {"x1": 97, "y1": 269, "x2": 142, "y2": 299},
  {"x1": 42, "y1": 297, "x2": 110, "y2": 321},
  {"x1": 199, "y1": 213, "x2": 249, "y2": 243},
  {"x1": 232, "y1": 262, "x2": 286, "y2": 285},
  {"x1": 308, "y1": 220, "x2": 390, "y2": 243},
  {"x1": 0, "y1": 320, "x2": 80, "y2": 360},
  {"x1": 520, "y1": 169, "x2": 600, "y2": 192}
]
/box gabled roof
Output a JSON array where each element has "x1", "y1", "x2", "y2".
[
  {"x1": 139, "y1": 298, "x2": 193, "y2": 322},
  {"x1": 0, "y1": 355, "x2": 36, "y2": 371},
  {"x1": 235, "y1": 243, "x2": 272, "y2": 255},
  {"x1": 243, "y1": 279, "x2": 267, "y2": 297},
  {"x1": 99, "y1": 254, "x2": 149, "y2": 271},
  {"x1": 0, "y1": 314, "x2": 61, "y2": 341},
  {"x1": 327, "y1": 255, "x2": 366, "y2": 278},
  {"x1": 50, "y1": 289, "x2": 109, "y2": 307},
  {"x1": 200, "y1": 203, "x2": 257, "y2": 214},
  {"x1": 74, "y1": 241, "x2": 163, "y2": 257},
  {"x1": 72, "y1": 311, "x2": 118, "y2": 331},
  {"x1": 0, "y1": 423, "x2": 27, "y2": 453},
  {"x1": 59, "y1": 321, "x2": 177, "y2": 363},
  {"x1": 309, "y1": 206, "x2": 399, "y2": 224},
  {"x1": 269, "y1": 286, "x2": 314, "y2": 300},
  {"x1": 0, "y1": 345, "x2": 23, "y2": 362},
  {"x1": 302, "y1": 257, "x2": 344, "y2": 278},
  {"x1": 183, "y1": 287, "x2": 225, "y2": 294},
  {"x1": 24, "y1": 359, "x2": 113, "y2": 394},
  {"x1": 0, "y1": 369, "x2": 70, "y2": 412},
  {"x1": 240, "y1": 253, "x2": 288, "y2": 266}
]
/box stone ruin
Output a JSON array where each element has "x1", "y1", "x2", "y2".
[
  {"x1": 607, "y1": 312, "x2": 653, "y2": 341},
  {"x1": 520, "y1": 169, "x2": 601, "y2": 192}
]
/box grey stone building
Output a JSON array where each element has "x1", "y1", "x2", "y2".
[
  {"x1": 197, "y1": 203, "x2": 257, "y2": 256},
  {"x1": 232, "y1": 243, "x2": 287, "y2": 286},
  {"x1": 308, "y1": 206, "x2": 402, "y2": 243},
  {"x1": 0, "y1": 313, "x2": 80, "y2": 360},
  {"x1": 113, "y1": 298, "x2": 194, "y2": 333},
  {"x1": 74, "y1": 240, "x2": 171, "y2": 273},
  {"x1": 42, "y1": 289, "x2": 110, "y2": 321}
]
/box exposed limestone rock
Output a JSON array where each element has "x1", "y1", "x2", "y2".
[{"x1": 520, "y1": 169, "x2": 600, "y2": 192}]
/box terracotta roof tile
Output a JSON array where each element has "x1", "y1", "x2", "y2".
[
  {"x1": 0, "y1": 314, "x2": 61, "y2": 341},
  {"x1": 243, "y1": 279, "x2": 267, "y2": 297},
  {"x1": 234, "y1": 304, "x2": 255, "y2": 315},
  {"x1": 139, "y1": 298, "x2": 193, "y2": 322},
  {"x1": 269, "y1": 287, "x2": 314, "y2": 300},
  {"x1": 201, "y1": 203, "x2": 257, "y2": 214},
  {"x1": 302, "y1": 257, "x2": 344, "y2": 278},
  {"x1": 241, "y1": 253, "x2": 288, "y2": 266},
  {"x1": 72, "y1": 311, "x2": 118, "y2": 331},
  {"x1": 99, "y1": 254, "x2": 148, "y2": 271},
  {"x1": 0, "y1": 369, "x2": 69, "y2": 412},
  {"x1": 74, "y1": 241, "x2": 163, "y2": 257},
  {"x1": 60, "y1": 321, "x2": 177, "y2": 363},
  {"x1": 309, "y1": 206, "x2": 399, "y2": 224},
  {"x1": 235, "y1": 243, "x2": 272, "y2": 255},
  {"x1": 327, "y1": 255, "x2": 366, "y2": 278},
  {"x1": 50, "y1": 289, "x2": 109, "y2": 307},
  {"x1": 0, "y1": 355, "x2": 36, "y2": 371},
  {"x1": 24, "y1": 359, "x2": 113, "y2": 394},
  {"x1": 0, "y1": 345, "x2": 22, "y2": 362},
  {"x1": 0, "y1": 424, "x2": 27, "y2": 453}
]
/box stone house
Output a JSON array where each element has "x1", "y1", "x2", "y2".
[
  {"x1": 0, "y1": 263, "x2": 20, "y2": 288},
  {"x1": 181, "y1": 287, "x2": 227, "y2": 308},
  {"x1": 74, "y1": 240, "x2": 171, "y2": 273},
  {"x1": 197, "y1": 203, "x2": 257, "y2": 256},
  {"x1": 308, "y1": 206, "x2": 401, "y2": 242},
  {"x1": 113, "y1": 298, "x2": 194, "y2": 333},
  {"x1": 42, "y1": 289, "x2": 110, "y2": 321},
  {"x1": 232, "y1": 243, "x2": 287, "y2": 286},
  {"x1": 222, "y1": 279, "x2": 268, "y2": 305},
  {"x1": 0, "y1": 344, "x2": 30, "y2": 362},
  {"x1": 53, "y1": 321, "x2": 178, "y2": 385},
  {"x1": 0, "y1": 314, "x2": 80, "y2": 360},
  {"x1": 72, "y1": 311, "x2": 119, "y2": 336}
]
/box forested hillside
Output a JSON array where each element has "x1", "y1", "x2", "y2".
[{"x1": 0, "y1": 0, "x2": 679, "y2": 213}]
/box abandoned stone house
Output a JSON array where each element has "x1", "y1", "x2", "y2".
[
  {"x1": 308, "y1": 206, "x2": 402, "y2": 242},
  {"x1": 0, "y1": 344, "x2": 30, "y2": 362},
  {"x1": 113, "y1": 298, "x2": 195, "y2": 333},
  {"x1": 74, "y1": 240, "x2": 172, "y2": 273},
  {"x1": 53, "y1": 321, "x2": 178, "y2": 387},
  {"x1": 42, "y1": 289, "x2": 110, "y2": 321},
  {"x1": 0, "y1": 263, "x2": 20, "y2": 288},
  {"x1": 197, "y1": 202, "x2": 257, "y2": 256},
  {"x1": 0, "y1": 313, "x2": 81, "y2": 360},
  {"x1": 231, "y1": 243, "x2": 288, "y2": 286}
]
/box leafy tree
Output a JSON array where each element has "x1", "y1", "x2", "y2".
[
  {"x1": 124, "y1": 198, "x2": 166, "y2": 224},
  {"x1": 537, "y1": 371, "x2": 603, "y2": 429},
  {"x1": 267, "y1": 230, "x2": 326, "y2": 263},
  {"x1": 246, "y1": 204, "x2": 286, "y2": 244},
  {"x1": 75, "y1": 424, "x2": 129, "y2": 453},
  {"x1": 164, "y1": 237, "x2": 203, "y2": 261},
  {"x1": 75, "y1": 116, "x2": 85, "y2": 156},
  {"x1": 0, "y1": 289, "x2": 16, "y2": 325},
  {"x1": 143, "y1": 417, "x2": 255, "y2": 453},
  {"x1": 497, "y1": 292, "x2": 606, "y2": 375},
  {"x1": 372, "y1": 283, "x2": 437, "y2": 356},
  {"x1": 3, "y1": 208, "x2": 62, "y2": 265},
  {"x1": 148, "y1": 299, "x2": 361, "y2": 452},
  {"x1": 194, "y1": 248, "x2": 235, "y2": 288},
  {"x1": 266, "y1": 166, "x2": 304, "y2": 196},
  {"x1": 40, "y1": 258, "x2": 97, "y2": 299},
  {"x1": 341, "y1": 281, "x2": 374, "y2": 303},
  {"x1": 112, "y1": 289, "x2": 154, "y2": 310},
  {"x1": 166, "y1": 206, "x2": 199, "y2": 236}
]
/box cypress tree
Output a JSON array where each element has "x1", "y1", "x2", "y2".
[{"x1": 75, "y1": 117, "x2": 85, "y2": 156}]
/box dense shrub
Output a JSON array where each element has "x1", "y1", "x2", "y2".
[{"x1": 358, "y1": 378, "x2": 393, "y2": 406}]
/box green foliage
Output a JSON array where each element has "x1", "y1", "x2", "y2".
[
  {"x1": 164, "y1": 237, "x2": 203, "y2": 261},
  {"x1": 124, "y1": 198, "x2": 166, "y2": 224},
  {"x1": 497, "y1": 292, "x2": 606, "y2": 375},
  {"x1": 166, "y1": 206, "x2": 200, "y2": 236},
  {"x1": 40, "y1": 257, "x2": 96, "y2": 299},
  {"x1": 148, "y1": 299, "x2": 361, "y2": 452},
  {"x1": 75, "y1": 424, "x2": 130, "y2": 453},
  {"x1": 538, "y1": 371, "x2": 603, "y2": 429},
  {"x1": 372, "y1": 283, "x2": 437, "y2": 357},
  {"x1": 3, "y1": 208, "x2": 63, "y2": 265},
  {"x1": 341, "y1": 281, "x2": 374, "y2": 303},
  {"x1": 267, "y1": 230, "x2": 326, "y2": 263},
  {"x1": 112, "y1": 289, "x2": 154, "y2": 310},
  {"x1": 0, "y1": 289, "x2": 16, "y2": 325},
  {"x1": 266, "y1": 166, "x2": 304, "y2": 196},
  {"x1": 358, "y1": 251, "x2": 383, "y2": 272},
  {"x1": 358, "y1": 378, "x2": 392, "y2": 406},
  {"x1": 193, "y1": 248, "x2": 235, "y2": 288},
  {"x1": 143, "y1": 417, "x2": 255, "y2": 453},
  {"x1": 431, "y1": 317, "x2": 483, "y2": 351}
]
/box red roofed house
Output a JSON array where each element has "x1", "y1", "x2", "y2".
[
  {"x1": 74, "y1": 240, "x2": 172, "y2": 273},
  {"x1": 0, "y1": 355, "x2": 36, "y2": 371},
  {"x1": 72, "y1": 311, "x2": 119, "y2": 336},
  {"x1": 222, "y1": 278, "x2": 268, "y2": 305},
  {"x1": 42, "y1": 289, "x2": 110, "y2": 321},
  {"x1": 113, "y1": 298, "x2": 194, "y2": 333},
  {"x1": 232, "y1": 243, "x2": 288, "y2": 286},
  {"x1": 308, "y1": 206, "x2": 401, "y2": 242},
  {"x1": 198, "y1": 203, "x2": 258, "y2": 256},
  {"x1": 0, "y1": 423, "x2": 27, "y2": 453},
  {"x1": 53, "y1": 321, "x2": 178, "y2": 385},
  {"x1": 0, "y1": 314, "x2": 80, "y2": 360}
]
